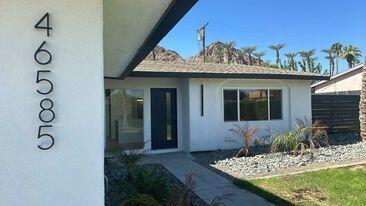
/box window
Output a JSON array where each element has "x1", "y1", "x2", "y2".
[
  {"x1": 223, "y1": 90, "x2": 238, "y2": 121},
  {"x1": 223, "y1": 89, "x2": 282, "y2": 121},
  {"x1": 270, "y1": 90, "x2": 282, "y2": 120},
  {"x1": 105, "y1": 89, "x2": 144, "y2": 150},
  {"x1": 240, "y1": 89, "x2": 268, "y2": 121}
]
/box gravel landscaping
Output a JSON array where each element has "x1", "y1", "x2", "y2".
[{"x1": 193, "y1": 133, "x2": 366, "y2": 179}]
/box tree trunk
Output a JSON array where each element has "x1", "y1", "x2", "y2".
[
  {"x1": 360, "y1": 62, "x2": 366, "y2": 141},
  {"x1": 347, "y1": 59, "x2": 353, "y2": 69}
]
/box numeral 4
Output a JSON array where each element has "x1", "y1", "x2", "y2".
[{"x1": 35, "y1": 13, "x2": 53, "y2": 37}]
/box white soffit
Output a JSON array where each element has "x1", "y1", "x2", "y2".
[{"x1": 104, "y1": 0, "x2": 173, "y2": 78}]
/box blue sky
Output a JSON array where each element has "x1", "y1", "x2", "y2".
[{"x1": 160, "y1": 0, "x2": 366, "y2": 72}]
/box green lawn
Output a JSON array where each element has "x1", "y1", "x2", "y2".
[{"x1": 234, "y1": 165, "x2": 366, "y2": 206}]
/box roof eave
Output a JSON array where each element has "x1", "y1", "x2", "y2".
[
  {"x1": 128, "y1": 71, "x2": 330, "y2": 80},
  {"x1": 111, "y1": 0, "x2": 198, "y2": 80}
]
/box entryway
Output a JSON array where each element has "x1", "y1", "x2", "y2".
[{"x1": 151, "y1": 88, "x2": 178, "y2": 150}]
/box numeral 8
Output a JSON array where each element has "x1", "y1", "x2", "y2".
[{"x1": 39, "y1": 98, "x2": 55, "y2": 123}]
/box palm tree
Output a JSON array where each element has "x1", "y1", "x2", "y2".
[
  {"x1": 331, "y1": 43, "x2": 343, "y2": 74},
  {"x1": 253, "y1": 51, "x2": 266, "y2": 66},
  {"x1": 242, "y1": 46, "x2": 257, "y2": 65},
  {"x1": 223, "y1": 41, "x2": 236, "y2": 64},
  {"x1": 321, "y1": 49, "x2": 335, "y2": 76},
  {"x1": 269, "y1": 43, "x2": 287, "y2": 68},
  {"x1": 298, "y1": 49, "x2": 316, "y2": 67},
  {"x1": 342, "y1": 45, "x2": 362, "y2": 68},
  {"x1": 360, "y1": 59, "x2": 366, "y2": 141},
  {"x1": 298, "y1": 49, "x2": 322, "y2": 73},
  {"x1": 284, "y1": 53, "x2": 297, "y2": 70},
  {"x1": 235, "y1": 50, "x2": 246, "y2": 64}
]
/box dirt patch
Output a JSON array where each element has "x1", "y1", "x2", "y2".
[{"x1": 290, "y1": 188, "x2": 326, "y2": 205}]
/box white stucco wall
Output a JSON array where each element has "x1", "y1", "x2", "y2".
[
  {"x1": 187, "y1": 78, "x2": 312, "y2": 152},
  {"x1": 106, "y1": 77, "x2": 312, "y2": 153},
  {"x1": 314, "y1": 69, "x2": 363, "y2": 93},
  {"x1": 0, "y1": 1, "x2": 104, "y2": 205},
  {"x1": 105, "y1": 78, "x2": 189, "y2": 153}
]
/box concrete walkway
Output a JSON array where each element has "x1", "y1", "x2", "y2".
[{"x1": 143, "y1": 152, "x2": 273, "y2": 206}]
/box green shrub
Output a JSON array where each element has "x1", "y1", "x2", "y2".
[
  {"x1": 129, "y1": 168, "x2": 172, "y2": 203},
  {"x1": 270, "y1": 118, "x2": 328, "y2": 154},
  {"x1": 119, "y1": 193, "x2": 162, "y2": 206},
  {"x1": 270, "y1": 129, "x2": 303, "y2": 153}
]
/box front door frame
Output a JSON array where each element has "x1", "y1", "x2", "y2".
[{"x1": 150, "y1": 88, "x2": 178, "y2": 150}]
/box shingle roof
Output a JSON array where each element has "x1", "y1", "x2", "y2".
[{"x1": 129, "y1": 60, "x2": 329, "y2": 80}]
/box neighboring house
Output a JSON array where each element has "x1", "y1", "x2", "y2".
[
  {"x1": 312, "y1": 64, "x2": 364, "y2": 95},
  {"x1": 105, "y1": 60, "x2": 328, "y2": 153}
]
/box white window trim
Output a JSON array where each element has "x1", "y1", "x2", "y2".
[{"x1": 222, "y1": 87, "x2": 284, "y2": 122}]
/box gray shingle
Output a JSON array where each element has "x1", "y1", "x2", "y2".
[{"x1": 131, "y1": 60, "x2": 328, "y2": 80}]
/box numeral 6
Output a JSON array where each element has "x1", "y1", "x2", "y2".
[
  {"x1": 34, "y1": 41, "x2": 52, "y2": 65},
  {"x1": 37, "y1": 125, "x2": 54, "y2": 150}
]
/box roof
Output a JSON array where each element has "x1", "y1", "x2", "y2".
[
  {"x1": 106, "y1": 0, "x2": 198, "y2": 79},
  {"x1": 128, "y1": 60, "x2": 329, "y2": 80},
  {"x1": 311, "y1": 64, "x2": 364, "y2": 88}
]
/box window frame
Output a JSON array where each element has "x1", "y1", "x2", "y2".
[{"x1": 222, "y1": 87, "x2": 284, "y2": 122}]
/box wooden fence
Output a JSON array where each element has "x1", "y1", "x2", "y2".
[{"x1": 312, "y1": 95, "x2": 360, "y2": 133}]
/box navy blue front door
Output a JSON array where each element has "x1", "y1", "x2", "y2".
[{"x1": 151, "y1": 88, "x2": 178, "y2": 150}]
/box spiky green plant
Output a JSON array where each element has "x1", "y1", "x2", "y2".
[
  {"x1": 271, "y1": 118, "x2": 328, "y2": 155},
  {"x1": 270, "y1": 129, "x2": 303, "y2": 154}
]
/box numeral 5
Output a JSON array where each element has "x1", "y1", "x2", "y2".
[
  {"x1": 36, "y1": 70, "x2": 53, "y2": 95},
  {"x1": 37, "y1": 125, "x2": 54, "y2": 150}
]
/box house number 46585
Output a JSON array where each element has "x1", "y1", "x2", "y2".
[{"x1": 34, "y1": 13, "x2": 55, "y2": 150}]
